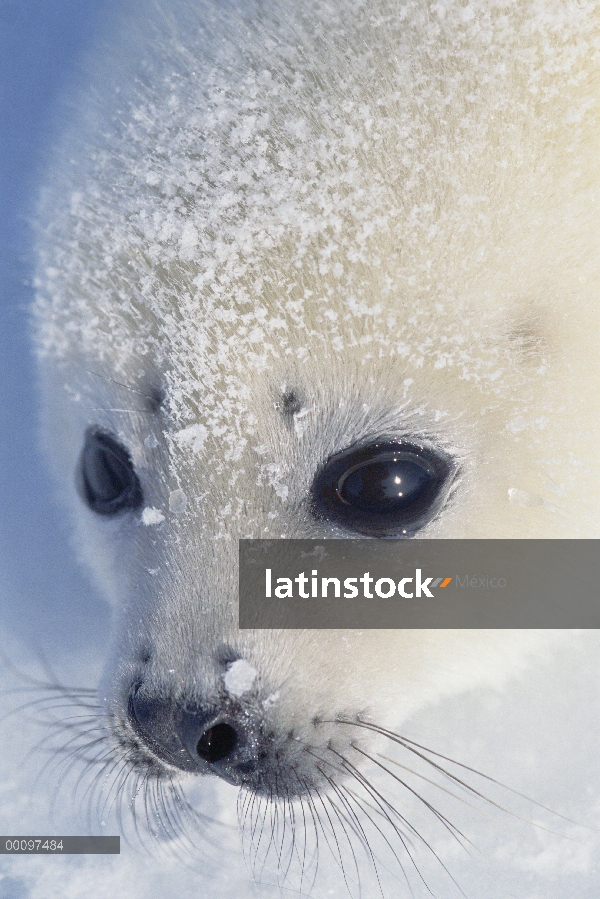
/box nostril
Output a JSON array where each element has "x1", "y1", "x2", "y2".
[
  {"x1": 196, "y1": 722, "x2": 238, "y2": 763},
  {"x1": 128, "y1": 684, "x2": 245, "y2": 772}
]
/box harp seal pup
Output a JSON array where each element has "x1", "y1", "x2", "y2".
[{"x1": 33, "y1": 0, "x2": 600, "y2": 893}]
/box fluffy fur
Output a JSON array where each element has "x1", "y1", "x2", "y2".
[{"x1": 33, "y1": 0, "x2": 600, "y2": 895}]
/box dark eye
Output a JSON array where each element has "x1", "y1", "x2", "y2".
[
  {"x1": 77, "y1": 428, "x2": 143, "y2": 515},
  {"x1": 311, "y1": 440, "x2": 455, "y2": 537}
]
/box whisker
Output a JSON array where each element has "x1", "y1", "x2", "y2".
[
  {"x1": 393, "y1": 732, "x2": 593, "y2": 830},
  {"x1": 376, "y1": 752, "x2": 551, "y2": 839},
  {"x1": 0, "y1": 650, "x2": 230, "y2": 865},
  {"x1": 330, "y1": 718, "x2": 585, "y2": 839},
  {"x1": 353, "y1": 744, "x2": 473, "y2": 853},
  {"x1": 334, "y1": 745, "x2": 468, "y2": 899},
  {"x1": 342, "y1": 784, "x2": 416, "y2": 896},
  {"x1": 325, "y1": 772, "x2": 386, "y2": 898},
  {"x1": 66, "y1": 357, "x2": 160, "y2": 404},
  {"x1": 305, "y1": 772, "x2": 358, "y2": 893},
  {"x1": 293, "y1": 772, "x2": 322, "y2": 891}
]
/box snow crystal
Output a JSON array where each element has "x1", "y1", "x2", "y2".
[
  {"x1": 169, "y1": 488, "x2": 188, "y2": 514},
  {"x1": 223, "y1": 660, "x2": 257, "y2": 698},
  {"x1": 180, "y1": 222, "x2": 199, "y2": 255},
  {"x1": 508, "y1": 488, "x2": 544, "y2": 508},
  {"x1": 507, "y1": 416, "x2": 528, "y2": 434},
  {"x1": 175, "y1": 423, "x2": 208, "y2": 454},
  {"x1": 293, "y1": 406, "x2": 310, "y2": 438},
  {"x1": 262, "y1": 691, "x2": 280, "y2": 710},
  {"x1": 141, "y1": 507, "x2": 165, "y2": 525}
]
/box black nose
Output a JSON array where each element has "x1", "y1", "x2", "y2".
[
  {"x1": 128, "y1": 687, "x2": 252, "y2": 781},
  {"x1": 196, "y1": 721, "x2": 238, "y2": 762}
]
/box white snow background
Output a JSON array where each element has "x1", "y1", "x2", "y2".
[{"x1": 1, "y1": 2, "x2": 600, "y2": 898}]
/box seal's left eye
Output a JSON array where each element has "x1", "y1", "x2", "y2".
[
  {"x1": 77, "y1": 428, "x2": 143, "y2": 515},
  {"x1": 311, "y1": 439, "x2": 455, "y2": 536}
]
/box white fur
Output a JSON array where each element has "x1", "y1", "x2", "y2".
[{"x1": 33, "y1": 0, "x2": 600, "y2": 895}]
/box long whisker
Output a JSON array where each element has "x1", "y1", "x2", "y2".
[
  {"x1": 305, "y1": 744, "x2": 383, "y2": 893},
  {"x1": 341, "y1": 784, "x2": 415, "y2": 896},
  {"x1": 353, "y1": 744, "x2": 473, "y2": 852},
  {"x1": 334, "y1": 744, "x2": 469, "y2": 899},
  {"x1": 392, "y1": 732, "x2": 594, "y2": 830},
  {"x1": 330, "y1": 718, "x2": 586, "y2": 839},
  {"x1": 324, "y1": 771, "x2": 386, "y2": 898}
]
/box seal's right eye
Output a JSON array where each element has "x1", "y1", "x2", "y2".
[{"x1": 77, "y1": 428, "x2": 143, "y2": 515}]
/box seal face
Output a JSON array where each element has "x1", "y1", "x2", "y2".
[{"x1": 31, "y1": 0, "x2": 600, "y2": 891}]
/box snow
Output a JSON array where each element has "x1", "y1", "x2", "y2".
[
  {"x1": 508, "y1": 487, "x2": 544, "y2": 508},
  {"x1": 223, "y1": 659, "x2": 258, "y2": 698},
  {"x1": 174, "y1": 423, "x2": 208, "y2": 455},
  {"x1": 168, "y1": 488, "x2": 188, "y2": 513},
  {"x1": 262, "y1": 691, "x2": 280, "y2": 709},
  {"x1": 141, "y1": 506, "x2": 165, "y2": 525}
]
